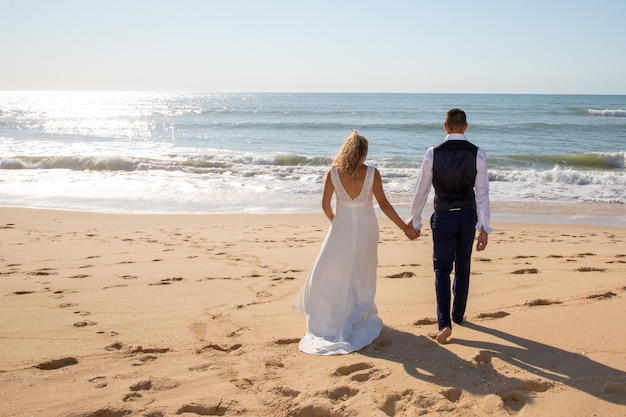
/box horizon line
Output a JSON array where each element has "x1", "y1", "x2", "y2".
[{"x1": 1, "y1": 90, "x2": 625, "y2": 96}]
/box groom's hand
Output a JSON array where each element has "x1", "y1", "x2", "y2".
[{"x1": 476, "y1": 229, "x2": 488, "y2": 251}]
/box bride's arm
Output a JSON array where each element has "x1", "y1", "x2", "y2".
[
  {"x1": 372, "y1": 169, "x2": 418, "y2": 239},
  {"x1": 321, "y1": 171, "x2": 335, "y2": 222}
]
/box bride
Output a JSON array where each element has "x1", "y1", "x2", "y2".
[{"x1": 293, "y1": 130, "x2": 417, "y2": 355}]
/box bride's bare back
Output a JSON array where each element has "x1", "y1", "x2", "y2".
[{"x1": 336, "y1": 165, "x2": 368, "y2": 199}]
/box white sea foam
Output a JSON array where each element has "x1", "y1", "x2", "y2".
[
  {"x1": 1, "y1": 92, "x2": 625, "y2": 225},
  {"x1": 589, "y1": 109, "x2": 626, "y2": 117}
]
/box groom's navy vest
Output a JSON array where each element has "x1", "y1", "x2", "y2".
[{"x1": 432, "y1": 140, "x2": 478, "y2": 212}]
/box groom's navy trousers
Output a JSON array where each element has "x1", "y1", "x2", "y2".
[{"x1": 430, "y1": 207, "x2": 477, "y2": 330}]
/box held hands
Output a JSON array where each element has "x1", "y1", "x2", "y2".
[{"x1": 404, "y1": 221, "x2": 420, "y2": 240}]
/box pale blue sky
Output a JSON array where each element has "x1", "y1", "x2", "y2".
[{"x1": 2, "y1": 0, "x2": 625, "y2": 94}]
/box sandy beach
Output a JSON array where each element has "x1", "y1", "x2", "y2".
[{"x1": 1, "y1": 207, "x2": 625, "y2": 417}]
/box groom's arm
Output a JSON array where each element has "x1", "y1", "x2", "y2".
[{"x1": 409, "y1": 148, "x2": 434, "y2": 230}]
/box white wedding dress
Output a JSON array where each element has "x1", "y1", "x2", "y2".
[{"x1": 293, "y1": 165, "x2": 383, "y2": 355}]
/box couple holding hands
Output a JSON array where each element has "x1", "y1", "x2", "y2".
[{"x1": 293, "y1": 109, "x2": 491, "y2": 355}]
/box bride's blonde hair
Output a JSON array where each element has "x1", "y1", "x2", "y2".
[{"x1": 333, "y1": 130, "x2": 369, "y2": 180}]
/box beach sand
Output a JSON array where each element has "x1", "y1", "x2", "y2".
[{"x1": 1, "y1": 207, "x2": 625, "y2": 417}]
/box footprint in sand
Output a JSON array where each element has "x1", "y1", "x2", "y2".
[
  {"x1": 525, "y1": 299, "x2": 562, "y2": 306},
  {"x1": 130, "y1": 380, "x2": 153, "y2": 391},
  {"x1": 188, "y1": 363, "x2": 216, "y2": 372},
  {"x1": 273, "y1": 337, "x2": 300, "y2": 345},
  {"x1": 129, "y1": 346, "x2": 170, "y2": 354},
  {"x1": 587, "y1": 291, "x2": 617, "y2": 300},
  {"x1": 35, "y1": 357, "x2": 78, "y2": 370},
  {"x1": 496, "y1": 379, "x2": 553, "y2": 412},
  {"x1": 105, "y1": 342, "x2": 123, "y2": 351},
  {"x1": 232, "y1": 377, "x2": 254, "y2": 389},
  {"x1": 272, "y1": 386, "x2": 301, "y2": 398},
  {"x1": 372, "y1": 388, "x2": 414, "y2": 417},
  {"x1": 604, "y1": 383, "x2": 626, "y2": 396},
  {"x1": 119, "y1": 275, "x2": 138, "y2": 281},
  {"x1": 12, "y1": 290, "x2": 35, "y2": 295},
  {"x1": 122, "y1": 392, "x2": 143, "y2": 402},
  {"x1": 29, "y1": 268, "x2": 58, "y2": 276},
  {"x1": 96, "y1": 331, "x2": 119, "y2": 337},
  {"x1": 177, "y1": 401, "x2": 238, "y2": 416},
  {"x1": 62, "y1": 406, "x2": 130, "y2": 417},
  {"x1": 386, "y1": 271, "x2": 415, "y2": 278},
  {"x1": 149, "y1": 277, "x2": 183, "y2": 286},
  {"x1": 129, "y1": 378, "x2": 179, "y2": 392},
  {"x1": 264, "y1": 357, "x2": 285, "y2": 369},
  {"x1": 131, "y1": 355, "x2": 158, "y2": 366},
  {"x1": 511, "y1": 268, "x2": 539, "y2": 274},
  {"x1": 332, "y1": 362, "x2": 374, "y2": 377},
  {"x1": 196, "y1": 343, "x2": 242, "y2": 354},
  {"x1": 88, "y1": 376, "x2": 108, "y2": 388},
  {"x1": 440, "y1": 387, "x2": 463, "y2": 403},
  {"x1": 290, "y1": 386, "x2": 360, "y2": 417},
  {"x1": 473, "y1": 350, "x2": 497, "y2": 364},
  {"x1": 289, "y1": 401, "x2": 337, "y2": 417},
  {"x1": 189, "y1": 321, "x2": 208, "y2": 342},
  {"x1": 414, "y1": 317, "x2": 438, "y2": 326},
  {"x1": 477, "y1": 311, "x2": 510, "y2": 319},
  {"x1": 331, "y1": 362, "x2": 389, "y2": 382},
  {"x1": 577, "y1": 266, "x2": 606, "y2": 272},
  {"x1": 73, "y1": 320, "x2": 97, "y2": 327},
  {"x1": 255, "y1": 290, "x2": 271, "y2": 298},
  {"x1": 326, "y1": 385, "x2": 359, "y2": 401}
]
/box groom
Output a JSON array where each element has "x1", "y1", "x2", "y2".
[{"x1": 408, "y1": 108, "x2": 491, "y2": 344}]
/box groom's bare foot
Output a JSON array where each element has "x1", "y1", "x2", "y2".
[{"x1": 436, "y1": 327, "x2": 452, "y2": 344}]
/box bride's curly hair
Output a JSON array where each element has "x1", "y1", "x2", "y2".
[{"x1": 333, "y1": 130, "x2": 369, "y2": 180}]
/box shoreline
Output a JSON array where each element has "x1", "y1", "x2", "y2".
[{"x1": 2, "y1": 199, "x2": 625, "y2": 228}]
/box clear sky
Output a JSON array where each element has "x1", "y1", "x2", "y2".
[{"x1": 2, "y1": 0, "x2": 625, "y2": 94}]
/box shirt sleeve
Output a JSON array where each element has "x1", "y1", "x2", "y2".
[
  {"x1": 409, "y1": 147, "x2": 434, "y2": 230},
  {"x1": 475, "y1": 147, "x2": 492, "y2": 233}
]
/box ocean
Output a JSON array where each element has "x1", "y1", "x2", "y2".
[{"x1": 1, "y1": 92, "x2": 625, "y2": 226}]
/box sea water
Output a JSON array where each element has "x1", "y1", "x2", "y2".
[{"x1": 1, "y1": 92, "x2": 624, "y2": 225}]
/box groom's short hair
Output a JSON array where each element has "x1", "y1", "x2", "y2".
[{"x1": 446, "y1": 109, "x2": 467, "y2": 130}]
